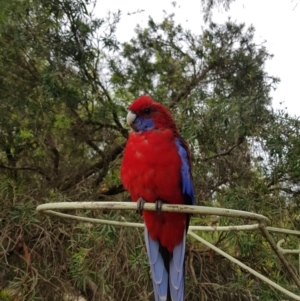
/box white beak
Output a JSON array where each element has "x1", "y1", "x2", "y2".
[{"x1": 126, "y1": 111, "x2": 136, "y2": 126}]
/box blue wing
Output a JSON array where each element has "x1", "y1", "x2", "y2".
[{"x1": 175, "y1": 137, "x2": 195, "y2": 206}]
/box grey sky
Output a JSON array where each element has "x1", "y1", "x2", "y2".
[{"x1": 97, "y1": 0, "x2": 300, "y2": 116}]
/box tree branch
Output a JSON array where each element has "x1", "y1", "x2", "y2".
[
  {"x1": 99, "y1": 184, "x2": 125, "y2": 197},
  {"x1": 45, "y1": 133, "x2": 60, "y2": 175},
  {"x1": 0, "y1": 162, "x2": 49, "y2": 180},
  {"x1": 203, "y1": 137, "x2": 244, "y2": 161},
  {"x1": 268, "y1": 186, "x2": 300, "y2": 196},
  {"x1": 96, "y1": 75, "x2": 128, "y2": 137},
  {"x1": 63, "y1": 5, "x2": 128, "y2": 139},
  {"x1": 70, "y1": 109, "x2": 104, "y2": 157},
  {"x1": 60, "y1": 142, "x2": 125, "y2": 191},
  {"x1": 171, "y1": 64, "x2": 214, "y2": 107},
  {"x1": 83, "y1": 120, "x2": 122, "y2": 131}
]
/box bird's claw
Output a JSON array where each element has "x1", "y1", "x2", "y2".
[
  {"x1": 155, "y1": 199, "x2": 163, "y2": 215},
  {"x1": 136, "y1": 197, "x2": 146, "y2": 215},
  {"x1": 137, "y1": 198, "x2": 163, "y2": 215}
]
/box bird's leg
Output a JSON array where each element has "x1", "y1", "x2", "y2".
[
  {"x1": 155, "y1": 199, "x2": 163, "y2": 215},
  {"x1": 136, "y1": 197, "x2": 146, "y2": 215}
]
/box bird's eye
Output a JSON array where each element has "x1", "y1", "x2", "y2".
[{"x1": 143, "y1": 108, "x2": 152, "y2": 115}]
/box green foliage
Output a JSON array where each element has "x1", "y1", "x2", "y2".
[
  {"x1": 0, "y1": 0, "x2": 299, "y2": 300},
  {"x1": 0, "y1": 290, "x2": 12, "y2": 301}
]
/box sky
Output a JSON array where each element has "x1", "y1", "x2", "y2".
[{"x1": 95, "y1": 0, "x2": 300, "y2": 116}]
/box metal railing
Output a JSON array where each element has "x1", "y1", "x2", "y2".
[{"x1": 36, "y1": 202, "x2": 300, "y2": 300}]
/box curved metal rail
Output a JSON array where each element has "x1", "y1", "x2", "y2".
[{"x1": 36, "y1": 202, "x2": 300, "y2": 300}]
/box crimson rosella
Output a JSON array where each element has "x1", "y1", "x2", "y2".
[{"x1": 121, "y1": 95, "x2": 194, "y2": 301}]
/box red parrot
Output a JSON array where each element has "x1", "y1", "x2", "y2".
[{"x1": 121, "y1": 95, "x2": 194, "y2": 301}]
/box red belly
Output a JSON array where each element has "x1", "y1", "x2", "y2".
[{"x1": 121, "y1": 129, "x2": 187, "y2": 252}]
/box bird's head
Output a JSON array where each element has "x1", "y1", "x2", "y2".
[{"x1": 126, "y1": 95, "x2": 179, "y2": 134}]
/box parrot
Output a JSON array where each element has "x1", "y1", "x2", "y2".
[{"x1": 121, "y1": 95, "x2": 194, "y2": 301}]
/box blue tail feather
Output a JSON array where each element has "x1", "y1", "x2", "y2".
[
  {"x1": 145, "y1": 228, "x2": 186, "y2": 301},
  {"x1": 169, "y1": 232, "x2": 186, "y2": 301}
]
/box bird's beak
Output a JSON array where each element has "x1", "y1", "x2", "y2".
[{"x1": 126, "y1": 111, "x2": 136, "y2": 127}]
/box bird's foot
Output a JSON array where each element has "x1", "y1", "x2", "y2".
[
  {"x1": 136, "y1": 197, "x2": 146, "y2": 215},
  {"x1": 155, "y1": 199, "x2": 163, "y2": 215}
]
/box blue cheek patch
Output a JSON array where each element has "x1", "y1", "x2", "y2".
[{"x1": 134, "y1": 117, "x2": 155, "y2": 132}]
